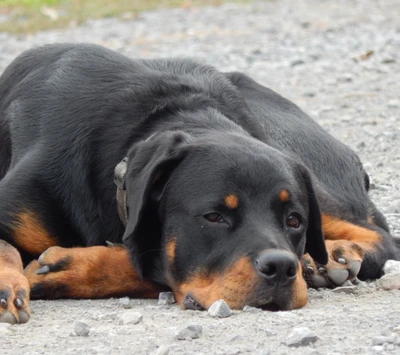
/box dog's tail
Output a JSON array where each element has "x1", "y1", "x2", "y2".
[{"x1": 0, "y1": 117, "x2": 11, "y2": 180}]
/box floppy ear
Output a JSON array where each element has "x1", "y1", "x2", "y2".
[
  {"x1": 300, "y1": 166, "x2": 328, "y2": 265},
  {"x1": 122, "y1": 131, "x2": 191, "y2": 278}
]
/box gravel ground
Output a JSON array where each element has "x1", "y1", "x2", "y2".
[{"x1": 1, "y1": 0, "x2": 400, "y2": 354}]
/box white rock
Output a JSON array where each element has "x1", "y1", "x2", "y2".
[
  {"x1": 152, "y1": 345, "x2": 170, "y2": 355},
  {"x1": 118, "y1": 311, "x2": 143, "y2": 325},
  {"x1": 73, "y1": 321, "x2": 90, "y2": 337},
  {"x1": 382, "y1": 260, "x2": 400, "y2": 275},
  {"x1": 158, "y1": 292, "x2": 176, "y2": 305},
  {"x1": 243, "y1": 305, "x2": 262, "y2": 313},
  {"x1": 208, "y1": 299, "x2": 232, "y2": 318},
  {"x1": 286, "y1": 327, "x2": 318, "y2": 347},
  {"x1": 332, "y1": 285, "x2": 357, "y2": 294},
  {"x1": 119, "y1": 297, "x2": 131, "y2": 309},
  {"x1": 376, "y1": 272, "x2": 400, "y2": 290},
  {"x1": 174, "y1": 324, "x2": 203, "y2": 340}
]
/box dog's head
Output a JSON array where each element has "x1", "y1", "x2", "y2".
[{"x1": 122, "y1": 130, "x2": 327, "y2": 311}]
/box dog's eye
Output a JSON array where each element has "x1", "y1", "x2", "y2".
[
  {"x1": 204, "y1": 213, "x2": 225, "y2": 223},
  {"x1": 286, "y1": 214, "x2": 301, "y2": 229}
]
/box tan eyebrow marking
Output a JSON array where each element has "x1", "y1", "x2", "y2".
[
  {"x1": 279, "y1": 189, "x2": 290, "y2": 202},
  {"x1": 224, "y1": 194, "x2": 239, "y2": 209}
]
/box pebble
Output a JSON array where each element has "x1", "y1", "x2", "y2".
[
  {"x1": 152, "y1": 345, "x2": 170, "y2": 355},
  {"x1": 256, "y1": 349, "x2": 271, "y2": 355},
  {"x1": 382, "y1": 260, "x2": 400, "y2": 275},
  {"x1": 73, "y1": 321, "x2": 90, "y2": 337},
  {"x1": 286, "y1": 327, "x2": 318, "y2": 347},
  {"x1": 119, "y1": 297, "x2": 132, "y2": 309},
  {"x1": 372, "y1": 335, "x2": 396, "y2": 345},
  {"x1": 388, "y1": 100, "x2": 400, "y2": 108},
  {"x1": 158, "y1": 292, "x2": 176, "y2": 305},
  {"x1": 208, "y1": 299, "x2": 232, "y2": 318},
  {"x1": 97, "y1": 312, "x2": 118, "y2": 321},
  {"x1": 118, "y1": 311, "x2": 143, "y2": 325},
  {"x1": 243, "y1": 305, "x2": 262, "y2": 313},
  {"x1": 174, "y1": 324, "x2": 203, "y2": 340},
  {"x1": 376, "y1": 272, "x2": 400, "y2": 290},
  {"x1": 332, "y1": 286, "x2": 358, "y2": 294}
]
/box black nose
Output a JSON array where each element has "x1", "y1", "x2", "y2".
[{"x1": 255, "y1": 250, "x2": 298, "y2": 286}]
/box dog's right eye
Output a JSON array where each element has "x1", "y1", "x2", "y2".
[{"x1": 204, "y1": 213, "x2": 225, "y2": 223}]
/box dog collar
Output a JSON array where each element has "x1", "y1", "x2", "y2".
[{"x1": 114, "y1": 157, "x2": 128, "y2": 226}]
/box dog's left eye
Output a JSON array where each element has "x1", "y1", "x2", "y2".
[
  {"x1": 286, "y1": 213, "x2": 301, "y2": 229},
  {"x1": 204, "y1": 213, "x2": 225, "y2": 224}
]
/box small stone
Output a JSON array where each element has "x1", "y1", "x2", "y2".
[
  {"x1": 230, "y1": 334, "x2": 242, "y2": 342},
  {"x1": 118, "y1": 311, "x2": 143, "y2": 325},
  {"x1": 337, "y1": 74, "x2": 353, "y2": 82},
  {"x1": 256, "y1": 349, "x2": 271, "y2": 355},
  {"x1": 152, "y1": 345, "x2": 170, "y2": 355},
  {"x1": 97, "y1": 312, "x2": 118, "y2": 321},
  {"x1": 243, "y1": 305, "x2": 262, "y2": 313},
  {"x1": 341, "y1": 280, "x2": 354, "y2": 286},
  {"x1": 392, "y1": 325, "x2": 400, "y2": 333},
  {"x1": 174, "y1": 324, "x2": 203, "y2": 340},
  {"x1": 332, "y1": 286, "x2": 357, "y2": 294},
  {"x1": 388, "y1": 100, "x2": 400, "y2": 109},
  {"x1": 372, "y1": 335, "x2": 396, "y2": 345},
  {"x1": 119, "y1": 297, "x2": 131, "y2": 309},
  {"x1": 291, "y1": 59, "x2": 305, "y2": 67},
  {"x1": 376, "y1": 272, "x2": 400, "y2": 290},
  {"x1": 382, "y1": 260, "x2": 400, "y2": 275},
  {"x1": 371, "y1": 345, "x2": 384, "y2": 353},
  {"x1": 158, "y1": 292, "x2": 176, "y2": 305},
  {"x1": 208, "y1": 299, "x2": 232, "y2": 318},
  {"x1": 286, "y1": 327, "x2": 318, "y2": 347},
  {"x1": 73, "y1": 321, "x2": 90, "y2": 337}
]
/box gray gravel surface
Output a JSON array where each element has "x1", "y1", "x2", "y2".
[{"x1": 1, "y1": 0, "x2": 400, "y2": 354}]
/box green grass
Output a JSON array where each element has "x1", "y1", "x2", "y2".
[{"x1": 0, "y1": 0, "x2": 250, "y2": 34}]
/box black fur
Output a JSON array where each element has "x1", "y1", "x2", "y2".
[{"x1": 0, "y1": 43, "x2": 399, "y2": 300}]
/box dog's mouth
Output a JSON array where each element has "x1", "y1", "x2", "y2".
[{"x1": 182, "y1": 294, "x2": 284, "y2": 312}]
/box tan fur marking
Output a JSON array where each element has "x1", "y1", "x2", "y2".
[
  {"x1": 166, "y1": 237, "x2": 177, "y2": 264},
  {"x1": 291, "y1": 262, "x2": 308, "y2": 309},
  {"x1": 175, "y1": 257, "x2": 259, "y2": 309},
  {"x1": 322, "y1": 214, "x2": 381, "y2": 252},
  {"x1": 13, "y1": 211, "x2": 57, "y2": 256},
  {"x1": 224, "y1": 194, "x2": 239, "y2": 209},
  {"x1": 279, "y1": 189, "x2": 290, "y2": 202}
]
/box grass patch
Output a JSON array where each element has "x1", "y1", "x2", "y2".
[{"x1": 0, "y1": 0, "x2": 250, "y2": 34}]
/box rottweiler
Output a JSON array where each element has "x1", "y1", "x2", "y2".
[{"x1": 0, "y1": 43, "x2": 399, "y2": 324}]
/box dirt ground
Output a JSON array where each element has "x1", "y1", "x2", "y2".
[{"x1": 0, "y1": 0, "x2": 400, "y2": 354}]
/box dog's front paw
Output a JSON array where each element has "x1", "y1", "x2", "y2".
[
  {"x1": 24, "y1": 246, "x2": 76, "y2": 299},
  {"x1": 0, "y1": 269, "x2": 30, "y2": 324},
  {"x1": 302, "y1": 240, "x2": 364, "y2": 288}
]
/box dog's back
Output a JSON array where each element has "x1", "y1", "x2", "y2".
[{"x1": 0, "y1": 118, "x2": 10, "y2": 180}]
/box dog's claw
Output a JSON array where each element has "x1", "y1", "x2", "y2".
[
  {"x1": 338, "y1": 257, "x2": 346, "y2": 265},
  {"x1": 36, "y1": 265, "x2": 50, "y2": 275},
  {"x1": 0, "y1": 299, "x2": 7, "y2": 308},
  {"x1": 14, "y1": 298, "x2": 23, "y2": 309}
]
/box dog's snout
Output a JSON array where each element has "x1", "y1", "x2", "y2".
[{"x1": 256, "y1": 250, "x2": 298, "y2": 285}]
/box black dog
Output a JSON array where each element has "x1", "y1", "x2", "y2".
[{"x1": 0, "y1": 43, "x2": 399, "y2": 324}]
